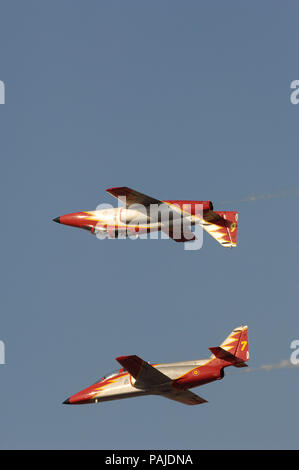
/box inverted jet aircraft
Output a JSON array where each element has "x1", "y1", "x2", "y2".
[
  {"x1": 53, "y1": 187, "x2": 238, "y2": 247},
  {"x1": 63, "y1": 326, "x2": 248, "y2": 406}
]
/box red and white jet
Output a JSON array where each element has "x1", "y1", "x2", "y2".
[
  {"x1": 63, "y1": 326, "x2": 248, "y2": 406},
  {"x1": 53, "y1": 187, "x2": 239, "y2": 247}
]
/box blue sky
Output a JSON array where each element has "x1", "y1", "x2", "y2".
[{"x1": 0, "y1": 1, "x2": 299, "y2": 449}]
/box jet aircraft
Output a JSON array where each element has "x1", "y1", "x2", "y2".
[
  {"x1": 53, "y1": 187, "x2": 238, "y2": 247},
  {"x1": 63, "y1": 326, "x2": 248, "y2": 406}
]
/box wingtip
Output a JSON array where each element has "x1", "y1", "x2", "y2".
[
  {"x1": 115, "y1": 355, "x2": 130, "y2": 362},
  {"x1": 106, "y1": 186, "x2": 126, "y2": 192}
]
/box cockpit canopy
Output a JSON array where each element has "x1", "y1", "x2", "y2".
[{"x1": 95, "y1": 368, "x2": 127, "y2": 383}]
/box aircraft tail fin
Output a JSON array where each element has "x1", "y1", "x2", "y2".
[
  {"x1": 219, "y1": 211, "x2": 238, "y2": 247},
  {"x1": 209, "y1": 325, "x2": 249, "y2": 367},
  {"x1": 202, "y1": 211, "x2": 238, "y2": 247}
]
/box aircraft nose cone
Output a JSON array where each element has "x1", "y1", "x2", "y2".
[
  {"x1": 63, "y1": 398, "x2": 71, "y2": 404},
  {"x1": 53, "y1": 217, "x2": 60, "y2": 224}
]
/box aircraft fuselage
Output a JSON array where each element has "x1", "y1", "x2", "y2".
[{"x1": 64, "y1": 358, "x2": 224, "y2": 405}]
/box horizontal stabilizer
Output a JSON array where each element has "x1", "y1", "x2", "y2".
[{"x1": 209, "y1": 346, "x2": 248, "y2": 367}]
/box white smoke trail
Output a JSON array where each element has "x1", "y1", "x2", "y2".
[
  {"x1": 227, "y1": 359, "x2": 299, "y2": 375},
  {"x1": 219, "y1": 187, "x2": 299, "y2": 205},
  {"x1": 257, "y1": 359, "x2": 298, "y2": 371},
  {"x1": 238, "y1": 359, "x2": 299, "y2": 373}
]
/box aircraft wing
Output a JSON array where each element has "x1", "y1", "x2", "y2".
[
  {"x1": 161, "y1": 223, "x2": 196, "y2": 243},
  {"x1": 161, "y1": 388, "x2": 208, "y2": 406},
  {"x1": 116, "y1": 355, "x2": 207, "y2": 405},
  {"x1": 116, "y1": 355, "x2": 171, "y2": 389},
  {"x1": 107, "y1": 187, "x2": 196, "y2": 242},
  {"x1": 106, "y1": 187, "x2": 161, "y2": 207}
]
